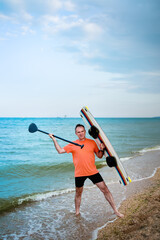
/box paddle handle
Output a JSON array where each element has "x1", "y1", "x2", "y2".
[{"x1": 38, "y1": 129, "x2": 84, "y2": 149}]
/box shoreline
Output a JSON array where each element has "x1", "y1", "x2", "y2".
[{"x1": 96, "y1": 167, "x2": 160, "y2": 240}]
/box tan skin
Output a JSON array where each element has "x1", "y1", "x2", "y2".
[{"x1": 49, "y1": 126, "x2": 124, "y2": 218}]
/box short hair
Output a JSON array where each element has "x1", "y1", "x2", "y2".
[{"x1": 75, "y1": 124, "x2": 85, "y2": 131}]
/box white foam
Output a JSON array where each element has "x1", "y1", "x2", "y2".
[
  {"x1": 92, "y1": 218, "x2": 117, "y2": 240},
  {"x1": 120, "y1": 156, "x2": 133, "y2": 162},
  {"x1": 132, "y1": 167, "x2": 159, "y2": 183},
  {"x1": 137, "y1": 145, "x2": 160, "y2": 154},
  {"x1": 17, "y1": 178, "x2": 120, "y2": 207},
  {"x1": 18, "y1": 188, "x2": 75, "y2": 205}
]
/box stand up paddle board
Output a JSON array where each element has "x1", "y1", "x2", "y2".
[{"x1": 80, "y1": 106, "x2": 131, "y2": 186}]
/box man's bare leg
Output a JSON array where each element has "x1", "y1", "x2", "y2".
[
  {"x1": 96, "y1": 181, "x2": 124, "y2": 218},
  {"x1": 75, "y1": 187, "x2": 83, "y2": 215}
]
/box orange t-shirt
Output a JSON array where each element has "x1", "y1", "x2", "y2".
[{"x1": 63, "y1": 138, "x2": 99, "y2": 177}]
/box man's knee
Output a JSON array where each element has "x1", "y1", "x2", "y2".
[
  {"x1": 75, "y1": 187, "x2": 83, "y2": 197},
  {"x1": 96, "y1": 181, "x2": 110, "y2": 194}
]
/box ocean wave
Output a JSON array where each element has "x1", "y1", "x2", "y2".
[
  {"x1": 0, "y1": 188, "x2": 75, "y2": 214},
  {"x1": 0, "y1": 160, "x2": 106, "y2": 179},
  {"x1": 0, "y1": 162, "x2": 75, "y2": 178},
  {"x1": 120, "y1": 156, "x2": 133, "y2": 162},
  {"x1": 137, "y1": 145, "x2": 160, "y2": 154},
  {"x1": 120, "y1": 145, "x2": 160, "y2": 162}
]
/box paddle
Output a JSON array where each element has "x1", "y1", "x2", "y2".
[{"x1": 28, "y1": 123, "x2": 84, "y2": 149}]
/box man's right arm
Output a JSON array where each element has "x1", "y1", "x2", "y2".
[{"x1": 49, "y1": 134, "x2": 66, "y2": 154}]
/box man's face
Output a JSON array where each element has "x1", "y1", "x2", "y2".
[{"x1": 75, "y1": 126, "x2": 86, "y2": 140}]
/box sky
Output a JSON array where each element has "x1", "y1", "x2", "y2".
[{"x1": 0, "y1": 0, "x2": 160, "y2": 117}]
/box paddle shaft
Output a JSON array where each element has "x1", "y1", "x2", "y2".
[{"x1": 37, "y1": 129, "x2": 84, "y2": 148}]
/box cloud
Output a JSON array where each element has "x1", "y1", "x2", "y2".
[
  {"x1": 95, "y1": 70, "x2": 160, "y2": 94},
  {"x1": 0, "y1": 13, "x2": 12, "y2": 21},
  {"x1": 63, "y1": 0, "x2": 75, "y2": 11},
  {"x1": 83, "y1": 22, "x2": 103, "y2": 40},
  {"x1": 1, "y1": 0, "x2": 103, "y2": 41},
  {"x1": 44, "y1": 0, "x2": 75, "y2": 12},
  {"x1": 21, "y1": 25, "x2": 35, "y2": 35},
  {"x1": 1, "y1": 0, "x2": 160, "y2": 76},
  {"x1": 41, "y1": 13, "x2": 103, "y2": 43},
  {"x1": 21, "y1": 11, "x2": 33, "y2": 21},
  {"x1": 41, "y1": 14, "x2": 83, "y2": 33},
  {"x1": 45, "y1": 0, "x2": 63, "y2": 11},
  {"x1": 132, "y1": 71, "x2": 160, "y2": 94}
]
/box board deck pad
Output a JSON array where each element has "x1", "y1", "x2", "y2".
[{"x1": 80, "y1": 106, "x2": 131, "y2": 186}]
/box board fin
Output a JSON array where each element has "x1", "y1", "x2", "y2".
[
  {"x1": 128, "y1": 177, "x2": 132, "y2": 182},
  {"x1": 88, "y1": 125, "x2": 99, "y2": 139},
  {"x1": 106, "y1": 156, "x2": 117, "y2": 167}
]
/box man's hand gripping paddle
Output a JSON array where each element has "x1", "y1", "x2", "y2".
[{"x1": 28, "y1": 123, "x2": 84, "y2": 149}]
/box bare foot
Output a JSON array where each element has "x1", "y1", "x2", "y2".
[
  {"x1": 115, "y1": 211, "x2": 124, "y2": 218},
  {"x1": 75, "y1": 212, "x2": 80, "y2": 216}
]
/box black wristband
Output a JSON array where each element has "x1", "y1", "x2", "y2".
[{"x1": 99, "y1": 150, "x2": 104, "y2": 153}]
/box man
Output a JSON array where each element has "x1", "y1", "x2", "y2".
[{"x1": 49, "y1": 124, "x2": 124, "y2": 218}]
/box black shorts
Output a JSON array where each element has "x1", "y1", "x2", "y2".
[{"x1": 75, "y1": 173, "x2": 104, "y2": 188}]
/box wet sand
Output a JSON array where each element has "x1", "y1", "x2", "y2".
[{"x1": 97, "y1": 168, "x2": 160, "y2": 240}]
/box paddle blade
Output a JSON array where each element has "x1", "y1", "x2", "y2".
[{"x1": 28, "y1": 123, "x2": 38, "y2": 133}]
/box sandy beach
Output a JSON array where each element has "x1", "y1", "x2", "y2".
[{"x1": 97, "y1": 168, "x2": 160, "y2": 240}]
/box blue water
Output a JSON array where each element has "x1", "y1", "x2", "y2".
[{"x1": 0, "y1": 117, "x2": 160, "y2": 212}]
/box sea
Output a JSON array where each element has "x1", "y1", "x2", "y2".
[{"x1": 0, "y1": 117, "x2": 160, "y2": 240}]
